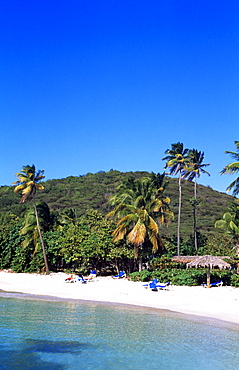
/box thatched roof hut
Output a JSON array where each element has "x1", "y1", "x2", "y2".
[
  {"x1": 186, "y1": 255, "x2": 231, "y2": 270},
  {"x1": 172, "y1": 256, "x2": 198, "y2": 264},
  {"x1": 186, "y1": 255, "x2": 231, "y2": 288}
]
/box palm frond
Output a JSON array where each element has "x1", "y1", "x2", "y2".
[
  {"x1": 109, "y1": 173, "x2": 173, "y2": 259},
  {"x1": 113, "y1": 224, "x2": 128, "y2": 242},
  {"x1": 221, "y1": 162, "x2": 239, "y2": 175},
  {"x1": 221, "y1": 142, "x2": 239, "y2": 195},
  {"x1": 226, "y1": 178, "x2": 239, "y2": 196},
  {"x1": 127, "y1": 221, "x2": 146, "y2": 246},
  {"x1": 13, "y1": 184, "x2": 26, "y2": 193}
]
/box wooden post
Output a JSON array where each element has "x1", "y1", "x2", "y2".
[{"x1": 207, "y1": 266, "x2": 211, "y2": 288}]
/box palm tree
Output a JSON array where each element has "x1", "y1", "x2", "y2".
[
  {"x1": 182, "y1": 149, "x2": 210, "y2": 252},
  {"x1": 162, "y1": 142, "x2": 189, "y2": 255},
  {"x1": 220, "y1": 141, "x2": 239, "y2": 196},
  {"x1": 20, "y1": 202, "x2": 51, "y2": 251},
  {"x1": 215, "y1": 204, "x2": 239, "y2": 257},
  {"x1": 13, "y1": 165, "x2": 50, "y2": 274},
  {"x1": 108, "y1": 175, "x2": 173, "y2": 270}
]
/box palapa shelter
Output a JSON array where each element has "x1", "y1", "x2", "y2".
[
  {"x1": 186, "y1": 255, "x2": 231, "y2": 288},
  {"x1": 172, "y1": 256, "x2": 198, "y2": 264}
]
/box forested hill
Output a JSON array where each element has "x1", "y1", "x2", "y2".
[{"x1": 0, "y1": 169, "x2": 235, "y2": 238}]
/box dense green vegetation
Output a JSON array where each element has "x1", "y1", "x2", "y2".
[
  {"x1": 107, "y1": 173, "x2": 173, "y2": 266},
  {"x1": 0, "y1": 169, "x2": 235, "y2": 239},
  {"x1": 130, "y1": 267, "x2": 239, "y2": 287},
  {"x1": 0, "y1": 165, "x2": 238, "y2": 284}
]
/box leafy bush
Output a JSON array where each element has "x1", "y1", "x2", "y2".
[
  {"x1": 129, "y1": 268, "x2": 239, "y2": 286},
  {"x1": 230, "y1": 273, "x2": 239, "y2": 287},
  {"x1": 151, "y1": 255, "x2": 179, "y2": 270},
  {"x1": 129, "y1": 268, "x2": 206, "y2": 285},
  {"x1": 129, "y1": 270, "x2": 153, "y2": 282}
]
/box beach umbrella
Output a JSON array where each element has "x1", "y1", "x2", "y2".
[{"x1": 186, "y1": 255, "x2": 231, "y2": 288}]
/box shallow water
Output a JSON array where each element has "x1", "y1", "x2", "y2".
[{"x1": 0, "y1": 293, "x2": 238, "y2": 369}]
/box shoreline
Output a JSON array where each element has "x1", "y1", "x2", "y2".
[{"x1": 0, "y1": 271, "x2": 239, "y2": 327}]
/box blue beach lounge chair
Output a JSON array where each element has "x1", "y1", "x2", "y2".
[
  {"x1": 211, "y1": 280, "x2": 223, "y2": 287},
  {"x1": 156, "y1": 282, "x2": 171, "y2": 290},
  {"x1": 89, "y1": 270, "x2": 97, "y2": 278},
  {"x1": 75, "y1": 275, "x2": 88, "y2": 284},
  {"x1": 112, "y1": 271, "x2": 126, "y2": 279},
  {"x1": 149, "y1": 281, "x2": 159, "y2": 291},
  {"x1": 201, "y1": 280, "x2": 223, "y2": 288},
  {"x1": 85, "y1": 270, "x2": 97, "y2": 280},
  {"x1": 142, "y1": 279, "x2": 158, "y2": 288}
]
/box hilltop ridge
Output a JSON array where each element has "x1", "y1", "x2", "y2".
[{"x1": 0, "y1": 170, "x2": 235, "y2": 238}]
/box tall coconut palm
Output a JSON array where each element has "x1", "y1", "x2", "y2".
[
  {"x1": 13, "y1": 165, "x2": 50, "y2": 274},
  {"x1": 220, "y1": 141, "x2": 239, "y2": 196},
  {"x1": 108, "y1": 175, "x2": 173, "y2": 270},
  {"x1": 182, "y1": 149, "x2": 210, "y2": 252},
  {"x1": 162, "y1": 142, "x2": 189, "y2": 255}
]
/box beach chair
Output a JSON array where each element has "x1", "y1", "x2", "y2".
[
  {"x1": 156, "y1": 282, "x2": 171, "y2": 290},
  {"x1": 142, "y1": 279, "x2": 158, "y2": 288},
  {"x1": 112, "y1": 271, "x2": 126, "y2": 279},
  {"x1": 148, "y1": 281, "x2": 171, "y2": 291},
  {"x1": 149, "y1": 281, "x2": 159, "y2": 291},
  {"x1": 201, "y1": 280, "x2": 223, "y2": 288},
  {"x1": 89, "y1": 270, "x2": 97, "y2": 279},
  {"x1": 74, "y1": 275, "x2": 88, "y2": 284},
  {"x1": 211, "y1": 280, "x2": 223, "y2": 287}
]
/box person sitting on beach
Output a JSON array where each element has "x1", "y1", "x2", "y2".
[{"x1": 65, "y1": 274, "x2": 75, "y2": 283}]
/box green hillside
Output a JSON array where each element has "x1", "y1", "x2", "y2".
[{"x1": 0, "y1": 170, "x2": 235, "y2": 239}]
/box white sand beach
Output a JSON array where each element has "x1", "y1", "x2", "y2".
[{"x1": 0, "y1": 271, "x2": 238, "y2": 325}]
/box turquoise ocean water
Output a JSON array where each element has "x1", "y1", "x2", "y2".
[{"x1": 0, "y1": 292, "x2": 239, "y2": 370}]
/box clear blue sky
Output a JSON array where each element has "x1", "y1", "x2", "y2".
[{"x1": 1, "y1": 0, "x2": 238, "y2": 193}]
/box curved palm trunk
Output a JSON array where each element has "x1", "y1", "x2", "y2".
[
  {"x1": 177, "y1": 173, "x2": 182, "y2": 256},
  {"x1": 33, "y1": 199, "x2": 50, "y2": 275},
  {"x1": 194, "y1": 178, "x2": 198, "y2": 252}
]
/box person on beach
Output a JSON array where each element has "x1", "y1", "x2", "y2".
[{"x1": 65, "y1": 274, "x2": 75, "y2": 283}]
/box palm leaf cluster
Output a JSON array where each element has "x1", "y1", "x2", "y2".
[
  {"x1": 163, "y1": 142, "x2": 189, "y2": 176},
  {"x1": 221, "y1": 141, "x2": 239, "y2": 196},
  {"x1": 108, "y1": 174, "x2": 173, "y2": 259},
  {"x1": 182, "y1": 149, "x2": 210, "y2": 182},
  {"x1": 13, "y1": 165, "x2": 45, "y2": 203}
]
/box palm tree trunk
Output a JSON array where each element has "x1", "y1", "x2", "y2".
[
  {"x1": 33, "y1": 200, "x2": 50, "y2": 274},
  {"x1": 194, "y1": 178, "x2": 198, "y2": 252},
  {"x1": 139, "y1": 257, "x2": 143, "y2": 272},
  {"x1": 177, "y1": 174, "x2": 182, "y2": 256}
]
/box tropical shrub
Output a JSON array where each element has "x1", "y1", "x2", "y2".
[
  {"x1": 129, "y1": 270, "x2": 153, "y2": 282},
  {"x1": 230, "y1": 273, "x2": 239, "y2": 287},
  {"x1": 199, "y1": 234, "x2": 235, "y2": 257},
  {"x1": 129, "y1": 268, "x2": 238, "y2": 286}
]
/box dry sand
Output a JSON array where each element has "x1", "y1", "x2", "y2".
[{"x1": 0, "y1": 271, "x2": 239, "y2": 325}]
